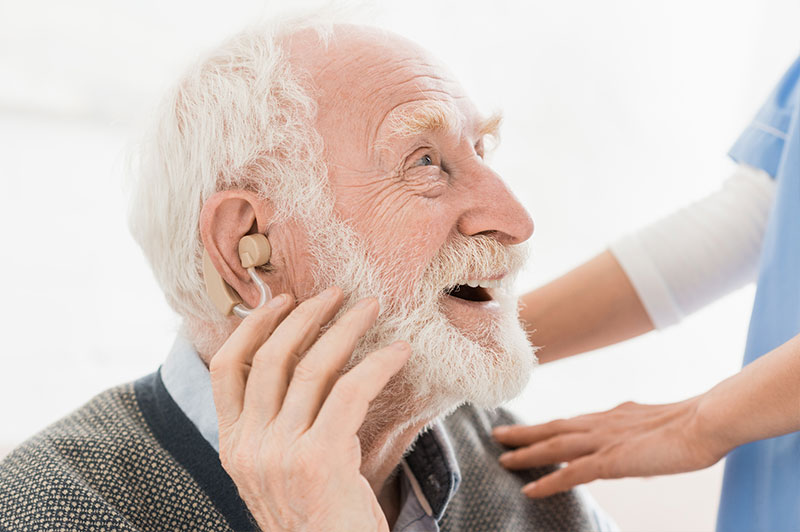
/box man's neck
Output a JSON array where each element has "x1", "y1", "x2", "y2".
[
  {"x1": 362, "y1": 418, "x2": 430, "y2": 528},
  {"x1": 377, "y1": 467, "x2": 402, "y2": 528}
]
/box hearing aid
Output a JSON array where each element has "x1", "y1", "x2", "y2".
[{"x1": 202, "y1": 233, "x2": 273, "y2": 318}]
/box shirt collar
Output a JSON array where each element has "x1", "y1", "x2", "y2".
[
  {"x1": 160, "y1": 333, "x2": 461, "y2": 525},
  {"x1": 160, "y1": 333, "x2": 221, "y2": 451}
]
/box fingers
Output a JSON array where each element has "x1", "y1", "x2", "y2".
[
  {"x1": 521, "y1": 455, "x2": 602, "y2": 498},
  {"x1": 492, "y1": 418, "x2": 586, "y2": 448},
  {"x1": 499, "y1": 434, "x2": 597, "y2": 470},
  {"x1": 209, "y1": 294, "x2": 296, "y2": 429},
  {"x1": 312, "y1": 341, "x2": 412, "y2": 441},
  {"x1": 241, "y1": 286, "x2": 345, "y2": 425},
  {"x1": 276, "y1": 297, "x2": 380, "y2": 431}
]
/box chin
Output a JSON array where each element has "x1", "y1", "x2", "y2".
[
  {"x1": 457, "y1": 321, "x2": 536, "y2": 408},
  {"x1": 402, "y1": 300, "x2": 536, "y2": 412},
  {"x1": 353, "y1": 292, "x2": 536, "y2": 458}
]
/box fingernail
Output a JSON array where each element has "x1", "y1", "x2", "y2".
[
  {"x1": 522, "y1": 482, "x2": 536, "y2": 495},
  {"x1": 493, "y1": 426, "x2": 509, "y2": 437},
  {"x1": 267, "y1": 294, "x2": 288, "y2": 308},
  {"x1": 318, "y1": 286, "x2": 338, "y2": 299},
  {"x1": 499, "y1": 452, "x2": 513, "y2": 464},
  {"x1": 353, "y1": 297, "x2": 376, "y2": 310},
  {"x1": 390, "y1": 340, "x2": 410, "y2": 352}
]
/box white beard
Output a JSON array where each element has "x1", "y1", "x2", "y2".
[{"x1": 298, "y1": 207, "x2": 536, "y2": 446}]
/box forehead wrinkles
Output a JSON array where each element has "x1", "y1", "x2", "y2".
[
  {"x1": 295, "y1": 31, "x2": 468, "y2": 165},
  {"x1": 321, "y1": 47, "x2": 461, "y2": 145},
  {"x1": 360, "y1": 69, "x2": 464, "y2": 156}
]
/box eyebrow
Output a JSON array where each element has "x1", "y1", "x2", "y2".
[{"x1": 380, "y1": 101, "x2": 503, "y2": 144}]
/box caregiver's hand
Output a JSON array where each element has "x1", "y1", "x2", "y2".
[
  {"x1": 492, "y1": 398, "x2": 729, "y2": 498},
  {"x1": 209, "y1": 286, "x2": 411, "y2": 532}
]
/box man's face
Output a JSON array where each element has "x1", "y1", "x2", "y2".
[{"x1": 283, "y1": 26, "x2": 535, "y2": 422}]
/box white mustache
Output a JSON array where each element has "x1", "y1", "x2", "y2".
[{"x1": 419, "y1": 233, "x2": 529, "y2": 297}]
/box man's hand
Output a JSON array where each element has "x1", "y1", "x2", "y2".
[
  {"x1": 492, "y1": 398, "x2": 728, "y2": 498},
  {"x1": 209, "y1": 286, "x2": 411, "y2": 531}
]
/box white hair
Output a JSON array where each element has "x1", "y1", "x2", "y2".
[
  {"x1": 126, "y1": 12, "x2": 536, "y2": 465},
  {"x1": 126, "y1": 15, "x2": 338, "y2": 355}
]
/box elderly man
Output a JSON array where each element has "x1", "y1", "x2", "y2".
[{"x1": 0, "y1": 18, "x2": 610, "y2": 531}]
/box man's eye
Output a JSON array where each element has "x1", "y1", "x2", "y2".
[{"x1": 414, "y1": 154, "x2": 434, "y2": 167}]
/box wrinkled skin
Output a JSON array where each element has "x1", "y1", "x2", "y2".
[{"x1": 201, "y1": 25, "x2": 534, "y2": 529}]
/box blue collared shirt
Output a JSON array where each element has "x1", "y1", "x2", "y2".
[{"x1": 160, "y1": 334, "x2": 462, "y2": 531}]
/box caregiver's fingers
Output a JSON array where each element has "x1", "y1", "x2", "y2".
[
  {"x1": 241, "y1": 286, "x2": 345, "y2": 425},
  {"x1": 209, "y1": 294, "x2": 296, "y2": 429},
  {"x1": 498, "y1": 434, "x2": 598, "y2": 470},
  {"x1": 492, "y1": 417, "x2": 589, "y2": 448},
  {"x1": 521, "y1": 455, "x2": 605, "y2": 499},
  {"x1": 312, "y1": 341, "x2": 412, "y2": 442},
  {"x1": 277, "y1": 297, "x2": 380, "y2": 431}
]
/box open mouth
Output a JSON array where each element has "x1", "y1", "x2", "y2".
[
  {"x1": 444, "y1": 280, "x2": 499, "y2": 303},
  {"x1": 446, "y1": 284, "x2": 492, "y2": 302}
]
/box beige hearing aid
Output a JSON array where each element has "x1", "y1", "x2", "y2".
[{"x1": 202, "y1": 233, "x2": 273, "y2": 318}]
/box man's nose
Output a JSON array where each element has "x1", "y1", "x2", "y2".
[{"x1": 456, "y1": 169, "x2": 534, "y2": 245}]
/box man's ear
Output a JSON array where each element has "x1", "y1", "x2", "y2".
[{"x1": 200, "y1": 190, "x2": 274, "y2": 310}]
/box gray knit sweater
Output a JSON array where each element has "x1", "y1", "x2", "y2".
[{"x1": 0, "y1": 372, "x2": 601, "y2": 531}]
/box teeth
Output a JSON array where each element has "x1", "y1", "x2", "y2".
[
  {"x1": 465, "y1": 279, "x2": 501, "y2": 289},
  {"x1": 446, "y1": 278, "x2": 504, "y2": 293}
]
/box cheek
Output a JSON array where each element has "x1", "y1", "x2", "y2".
[
  {"x1": 338, "y1": 179, "x2": 447, "y2": 244},
  {"x1": 348, "y1": 196, "x2": 453, "y2": 288},
  {"x1": 269, "y1": 223, "x2": 318, "y2": 299},
  {"x1": 371, "y1": 206, "x2": 455, "y2": 296}
]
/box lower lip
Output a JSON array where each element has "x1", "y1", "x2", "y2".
[
  {"x1": 440, "y1": 293, "x2": 504, "y2": 338},
  {"x1": 443, "y1": 294, "x2": 501, "y2": 312}
]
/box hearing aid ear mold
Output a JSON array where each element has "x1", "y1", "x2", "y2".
[{"x1": 203, "y1": 233, "x2": 273, "y2": 318}]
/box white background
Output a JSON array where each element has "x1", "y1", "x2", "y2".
[{"x1": 1, "y1": 1, "x2": 798, "y2": 530}]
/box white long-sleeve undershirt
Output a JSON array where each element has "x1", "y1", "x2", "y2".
[{"x1": 609, "y1": 164, "x2": 776, "y2": 329}]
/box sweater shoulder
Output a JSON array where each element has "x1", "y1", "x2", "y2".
[
  {"x1": 439, "y1": 404, "x2": 600, "y2": 532},
  {"x1": 0, "y1": 377, "x2": 232, "y2": 532}
]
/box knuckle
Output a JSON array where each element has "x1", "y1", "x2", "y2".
[
  {"x1": 229, "y1": 444, "x2": 257, "y2": 472},
  {"x1": 289, "y1": 301, "x2": 315, "y2": 321},
  {"x1": 208, "y1": 355, "x2": 229, "y2": 375},
  {"x1": 292, "y1": 449, "x2": 321, "y2": 482},
  {"x1": 284, "y1": 439, "x2": 329, "y2": 484},
  {"x1": 332, "y1": 378, "x2": 360, "y2": 405},
  {"x1": 591, "y1": 457, "x2": 610, "y2": 478},
  {"x1": 544, "y1": 437, "x2": 563, "y2": 452},
  {"x1": 250, "y1": 346, "x2": 275, "y2": 369},
  {"x1": 291, "y1": 362, "x2": 318, "y2": 384},
  {"x1": 219, "y1": 440, "x2": 259, "y2": 483}
]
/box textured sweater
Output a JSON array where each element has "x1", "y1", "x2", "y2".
[{"x1": 0, "y1": 371, "x2": 602, "y2": 531}]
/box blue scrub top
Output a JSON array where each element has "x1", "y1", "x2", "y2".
[{"x1": 717, "y1": 54, "x2": 800, "y2": 532}]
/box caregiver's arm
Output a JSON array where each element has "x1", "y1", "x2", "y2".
[
  {"x1": 493, "y1": 331, "x2": 800, "y2": 497},
  {"x1": 521, "y1": 164, "x2": 776, "y2": 364},
  {"x1": 519, "y1": 251, "x2": 653, "y2": 363}
]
